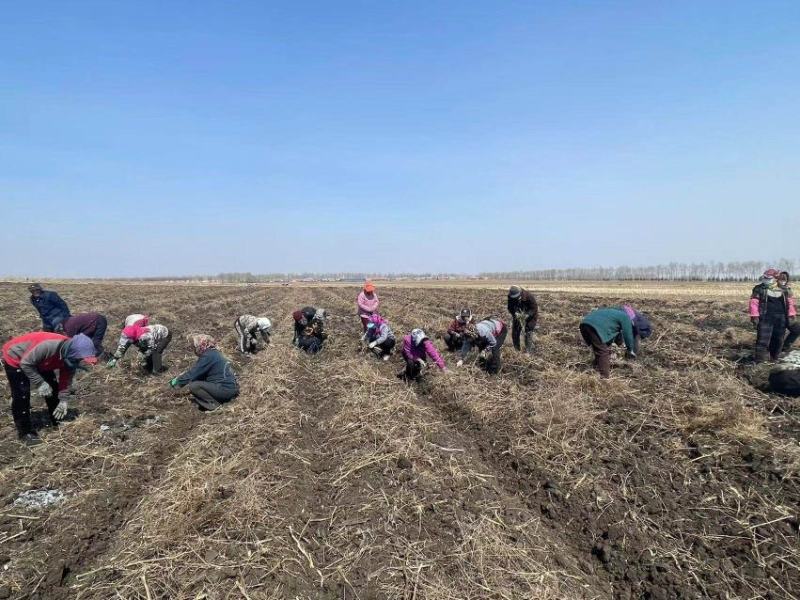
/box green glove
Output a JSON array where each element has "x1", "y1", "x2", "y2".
[
  {"x1": 169, "y1": 378, "x2": 179, "y2": 388},
  {"x1": 106, "y1": 358, "x2": 117, "y2": 368}
]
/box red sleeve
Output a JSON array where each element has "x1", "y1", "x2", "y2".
[{"x1": 57, "y1": 368, "x2": 73, "y2": 392}]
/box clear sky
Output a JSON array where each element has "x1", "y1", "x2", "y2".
[{"x1": 1, "y1": 1, "x2": 798, "y2": 277}]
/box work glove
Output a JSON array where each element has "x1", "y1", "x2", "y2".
[
  {"x1": 480, "y1": 349, "x2": 491, "y2": 360},
  {"x1": 36, "y1": 382, "x2": 53, "y2": 397},
  {"x1": 169, "y1": 378, "x2": 179, "y2": 388},
  {"x1": 52, "y1": 396, "x2": 69, "y2": 420},
  {"x1": 106, "y1": 358, "x2": 117, "y2": 368},
  {"x1": 368, "y1": 342, "x2": 377, "y2": 349},
  {"x1": 456, "y1": 359, "x2": 464, "y2": 368}
]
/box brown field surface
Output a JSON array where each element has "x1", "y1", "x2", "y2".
[{"x1": 0, "y1": 282, "x2": 797, "y2": 599}]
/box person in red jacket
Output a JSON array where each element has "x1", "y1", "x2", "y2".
[{"x1": 2, "y1": 332, "x2": 98, "y2": 445}]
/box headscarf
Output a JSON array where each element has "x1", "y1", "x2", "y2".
[
  {"x1": 189, "y1": 334, "x2": 216, "y2": 356},
  {"x1": 364, "y1": 281, "x2": 375, "y2": 293},
  {"x1": 122, "y1": 325, "x2": 147, "y2": 341},
  {"x1": 64, "y1": 333, "x2": 98, "y2": 368},
  {"x1": 411, "y1": 328, "x2": 428, "y2": 346},
  {"x1": 621, "y1": 304, "x2": 653, "y2": 339},
  {"x1": 368, "y1": 313, "x2": 386, "y2": 327},
  {"x1": 760, "y1": 268, "x2": 781, "y2": 290}
]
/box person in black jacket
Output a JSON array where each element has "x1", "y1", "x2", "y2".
[
  {"x1": 750, "y1": 269, "x2": 797, "y2": 362},
  {"x1": 507, "y1": 286, "x2": 538, "y2": 354},
  {"x1": 29, "y1": 284, "x2": 71, "y2": 332},
  {"x1": 169, "y1": 334, "x2": 239, "y2": 411}
]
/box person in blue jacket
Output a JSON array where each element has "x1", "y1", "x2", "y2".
[
  {"x1": 169, "y1": 334, "x2": 239, "y2": 411},
  {"x1": 29, "y1": 283, "x2": 71, "y2": 332}
]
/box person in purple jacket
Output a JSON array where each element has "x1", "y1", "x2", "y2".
[
  {"x1": 400, "y1": 328, "x2": 447, "y2": 381},
  {"x1": 59, "y1": 312, "x2": 108, "y2": 357}
]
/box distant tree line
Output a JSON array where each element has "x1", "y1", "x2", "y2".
[
  {"x1": 480, "y1": 259, "x2": 799, "y2": 282},
  {"x1": 17, "y1": 259, "x2": 798, "y2": 283}
]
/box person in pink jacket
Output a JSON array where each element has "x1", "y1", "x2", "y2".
[
  {"x1": 400, "y1": 328, "x2": 447, "y2": 381},
  {"x1": 357, "y1": 281, "x2": 380, "y2": 331},
  {"x1": 750, "y1": 269, "x2": 798, "y2": 362}
]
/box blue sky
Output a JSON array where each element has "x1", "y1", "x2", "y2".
[{"x1": 1, "y1": 1, "x2": 798, "y2": 277}]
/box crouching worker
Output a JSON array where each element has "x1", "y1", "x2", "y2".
[
  {"x1": 457, "y1": 317, "x2": 507, "y2": 374},
  {"x1": 443, "y1": 308, "x2": 473, "y2": 351},
  {"x1": 362, "y1": 314, "x2": 396, "y2": 361},
  {"x1": 107, "y1": 322, "x2": 172, "y2": 373},
  {"x1": 292, "y1": 307, "x2": 327, "y2": 346},
  {"x1": 293, "y1": 307, "x2": 328, "y2": 353},
  {"x1": 170, "y1": 334, "x2": 239, "y2": 411},
  {"x1": 234, "y1": 315, "x2": 272, "y2": 354},
  {"x1": 401, "y1": 328, "x2": 447, "y2": 381},
  {"x1": 61, "y1": 312, "x2": 108, "y2": 357},
  {"x1": 2, "y1": 333, "x2": 98, "y2": 446},
  {"x1": 580, "y1": 307, "x2": 636, "y2": 378}
]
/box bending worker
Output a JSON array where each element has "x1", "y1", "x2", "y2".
[
  {"x1": 2, "y1": 332, "x2": 97, "y2": 445},
  {"x1": 234, "y1": 315, "x2": 272, "y2": 354},
  {"x1": 29, "y1": 283, "x2": 70, "y2": 333}
]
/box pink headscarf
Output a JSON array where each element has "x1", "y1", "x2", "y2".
[
  {"x1": 621, "y1": 304, "x2": 636, "y2": 322},
  {"x1": 368, "y1": 313, "x2": 386, "y2": 326},
  {"x1": 122, "y1": 325, "x2": 147, "y2": 341}
]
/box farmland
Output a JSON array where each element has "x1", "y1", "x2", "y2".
[{"x1": 0, "y1": 282, "x2": 798, "y2": 599}]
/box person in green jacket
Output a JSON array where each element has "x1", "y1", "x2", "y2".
[{"x1": 579, "y1": 308, "x2": 637, "y2": 378}]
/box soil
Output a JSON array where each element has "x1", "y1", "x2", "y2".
[{"x1": 0, "y1": 282, "x2": 797, "y2": 599}]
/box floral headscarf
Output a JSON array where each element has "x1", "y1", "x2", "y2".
[{"x1": 188, "y1": 334, "x2": 216, "y2": 356}]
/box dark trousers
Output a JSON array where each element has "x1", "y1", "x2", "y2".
[
  {"x1": 511, "y1": 316, "x2": 536, "y2": 353},
  {"x1": 145, "y1": 331, "x2": 172, "y2": 373},
  {"x1": 443, "y1": 332, "x2": 462, "y2": 351},
  {"x1": 404, "y1": 357, "x2": 425, "y2": 381},
  {"x1": 299, "y1": 335, "x2": 323, "y2": 354},
  {"x1": 371, "y1": 337, "x2": 395, "y2": 358},
  {"x1": 188, "y1": 381, "x2": 239, "y2": 411},
  {"x1": 4, "y1": 364, "x2": 59, "y2": 436},
  {"x1": 580, "y1": 323, "x2": 611, "y2": 378},
  {"x1": 784, "y1": 319, "x2": 800, "y2": 352},
  {"x1": 755, "y1": 313, "x2": 786, "y2": 362},
  {"x1": 485, "y1": 326, "x2": 508, "y2": 374}
]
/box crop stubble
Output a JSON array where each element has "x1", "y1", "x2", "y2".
[{"x1": 0, "y1": 282, "x2": 798, "y2": 599}]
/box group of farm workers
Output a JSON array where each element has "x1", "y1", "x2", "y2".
[
  {"x1": 3, "y1": 271, "x2": 798, "y2": 445},
  {"x1": 357, "y1": 281, "x2": 635, "y2": 378}
]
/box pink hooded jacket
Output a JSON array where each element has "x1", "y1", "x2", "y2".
[
  {"x1": 357, "y1": 291, "x2": 380, "y2": 318},
  {"x1": 402, "y1": 335, "x2": 446, "y2": 370}
]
